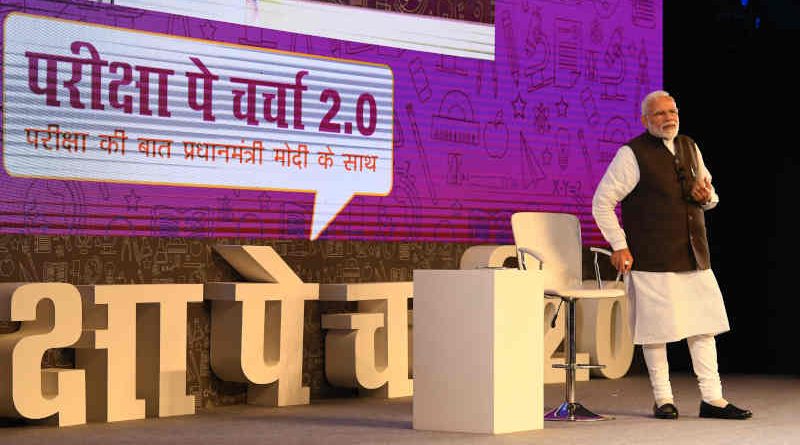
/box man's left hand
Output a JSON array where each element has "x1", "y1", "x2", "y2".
[{"x1": 690, "y1": 177, "x2": 713, "y2": 205}]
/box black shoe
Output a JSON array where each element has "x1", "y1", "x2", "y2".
[
  {"x1": 699, "y1": 401, "x2": 752, "y2": 420},
  {"x1": 653, "y1": 403, "x2": 679, "y2": 419}
]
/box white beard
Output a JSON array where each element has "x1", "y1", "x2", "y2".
[{"x1": 648, "y1": 121, "x2": 679, "y2": 140}]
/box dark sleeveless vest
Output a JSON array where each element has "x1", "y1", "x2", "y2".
[{"x1": 621, "y1": 131, "x2": 711, "y2": 272}]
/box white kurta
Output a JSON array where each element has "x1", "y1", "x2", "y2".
[{"x1": 592, "y1": 138, "x2": 730, "y2": 345}]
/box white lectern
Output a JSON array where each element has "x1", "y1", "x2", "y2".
[{"x1": 412, "y1": 268, "x2": 544, "y2": 434}]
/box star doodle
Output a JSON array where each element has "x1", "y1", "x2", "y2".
[
  {"x1": 556, "y1": 96, "x2": 569, "y2": 118},
  {"x1": 124, "y1": 189, "x2": 141, "y2": 212},
  {"x1": 512, "y1": 92, "x2": 527, "y2": 119}
]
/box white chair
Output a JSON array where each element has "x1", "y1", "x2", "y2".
[{"x1": 511, "y1": 212, "x2": 624, "y2": 421}]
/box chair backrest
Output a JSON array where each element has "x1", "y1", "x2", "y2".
[{"x1": 510, "y1": 212, "x2": 582, "y2": 291}]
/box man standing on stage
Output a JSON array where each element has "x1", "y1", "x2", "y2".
[{"x1": 592, "y1": 90, "x2": 752, "y2": 420}]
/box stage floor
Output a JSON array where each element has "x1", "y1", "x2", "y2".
[{"x1": 1, "y1": 374, "x2": 797, "y2": 444}]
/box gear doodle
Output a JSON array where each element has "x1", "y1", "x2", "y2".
[{"x1": 534, "y1": 102, "x2": 551, "y2": 134}]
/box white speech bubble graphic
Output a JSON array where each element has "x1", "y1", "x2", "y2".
[{"x1": 2, "y1": 13, "x2": 393, "y2": 240}]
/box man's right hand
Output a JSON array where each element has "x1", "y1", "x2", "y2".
[{"x1": 611, "y1": 248, "x2": 633, "y2": 273}]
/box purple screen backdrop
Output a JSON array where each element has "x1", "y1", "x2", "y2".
[{"x1": 0, "y1": 0, "x2": 662, "y2": 245}]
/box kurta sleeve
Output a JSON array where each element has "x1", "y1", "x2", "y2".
[
  {"x1": 694, "y1": 143, "x2": 719, "y2": 210},
  {"x1": 592, "y1": 145, "x2": 640, "y2": 251}
]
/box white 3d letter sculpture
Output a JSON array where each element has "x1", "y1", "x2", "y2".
[
  {"x1": 75, "y1": 284, "x2": 203, "y2": 422},
  {"x1": 459, "y1": 245, "x2": 632, "y2": 383},
  {"x1": 578, "y1": 280, "x2": 633, "y2": 379},
  {"x1": 543, "y1": 298, "x2": 590, "y2": 383},
  {"x1": 0, "y1": 283, "x2": 86, "y2": 426},
  {"x1": 207, "y1": 245, "x2": 319, "y2": 406},
  {"x1": 320, "y1": 282, "x2": 413, "y2": 398}
]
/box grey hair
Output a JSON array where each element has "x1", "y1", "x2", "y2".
[{"x1": 641, "y1": 90, "x2": 675, "y2": 116}]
